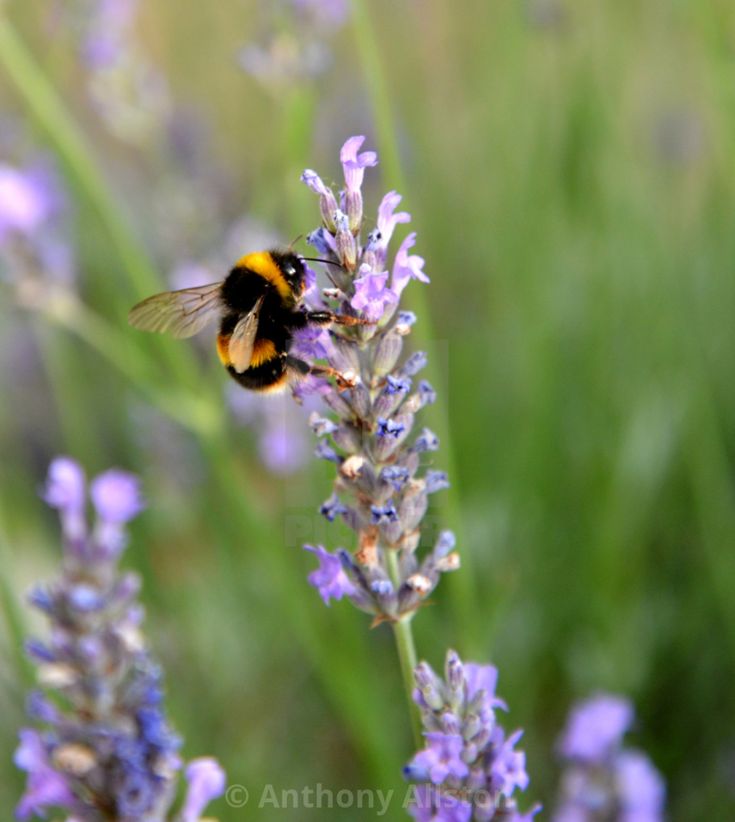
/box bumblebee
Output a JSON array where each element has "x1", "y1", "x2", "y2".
[{"x1": 128, "y1": 250, "x2": 362, "y2": 393}]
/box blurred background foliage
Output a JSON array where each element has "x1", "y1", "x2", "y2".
[{"x1": 1, "y1": 0, "x2": 734, "y2": 818}]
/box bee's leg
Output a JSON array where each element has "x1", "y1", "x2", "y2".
[
  {"x1": 304, "y1": 311, "x2": 372, "y2": 327},
  {"x1": 285, "y1": 356, "x2": 357, "y2": 391}
]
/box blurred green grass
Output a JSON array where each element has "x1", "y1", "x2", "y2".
[{"x1": 1, "y1": 0, "x2": 735, "y2": 818}]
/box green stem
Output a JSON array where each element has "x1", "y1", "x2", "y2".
[
  {"x1": 386, "y1": 548, "x2": 423, "y2": 748},
  {"x1": 351, "y1": 0, "x2": 480, "y2": 652}
]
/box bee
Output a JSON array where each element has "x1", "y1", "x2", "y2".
[{"x1": 128, "y1": 249, "x2": 364, "y2": 393}]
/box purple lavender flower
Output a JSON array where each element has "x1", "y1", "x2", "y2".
[
  {"x1": 407, "y1": 785, "x2": 473, "y2": 822},
  {"x1": 0, "y1": 163, "x2": 54, "y2": 239},
  {"x1": 392, "y1": 232, "x2": 429, "y2": 297},
  {"x1": 406, "y1": 733, "x2": 470, "y2": 784},
  {"x1": 15, "y1": 457, "x2": 225, "y2": 821},
  {"x1": 558, "y1": 694, "x2": 634, "y2": 763},
  {"x1": 404, "y1": 650, "x2": 537, "y2": 821},
  {"x1": 304, "y1": 544, "x2": 357, "y2": 605},
  {"x1": 291, "y1": 0, "x2": 350, "y2": 30},
  {"x1": 351, "y1": 265, "x2": 400, "y2": 321},
  {"x1": 299, "y1": 136, "x2": 456, "y2": 623},
  {"x1": 14, "y1": 730, "x2": 77, "y2": 820},
  {"x1": 0, "y1": 155, "x2": 76, "y2": 288},
  {"x1": 228, "y1": 387, "x2": 312, "y2": 474},
  {"x1": 553, "y1": 694, "x2": 665, "y2": 822},
  {"x1": 180, "y1": 758, "x2": 227, "y2": 822}
]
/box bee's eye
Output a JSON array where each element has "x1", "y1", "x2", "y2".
[{"x1": 284, "y1": 265, "x2": 296, "y2": 277}]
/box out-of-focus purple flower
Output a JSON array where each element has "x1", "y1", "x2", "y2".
[
  {"x1": 617, "y1": 750, "x2": 666, "y2": 821},
  {"x1": 17, "y1": 458, "x2": 225, "y2": 820},
  {"x1": 90, "y1": 469, "x2": 145, "y2": 524},
  {"x1": 304, "y1": 544, "x2": 357, "y2": 605},
  {"x1": 81, "y1": 0, "x2": 137, "y2": 68},
  {"x1": 291, "y1": 0, "x2": 350, "y2": 30},
  {"x1": 0, "y1": 151, "x2": 76, "y2": 289},
  {"x1": 228, "y1": 386, "x2": 313, "y2": 475},
  {"x1": 351, "y1": 266, "x2": 399, "y2": 321},
  {"x1": 407, "y1": 784, "x2": 472, "y2": 822},
  {"x1": 42, "y1": 456, "x2": 86, "y2": 542},
  {"x1": 180, "y1": 758, "x2": 226, "y2": 822},
  {"x1": 406, "y1": 733, "x2": 470, "y2": 784},
  {"x1": 169, "y1": 261, "x2": 215, "y2": 291},
  {"x1": 553, "y1": 695, "x2": 665, "y2": 822},
  {"x1": 42, "y1": 456, "x2": 85, "y2": 517},
  {"x1": 558, "y1": 694, "x2": 633, "y2": 763},
  {"x1": 405, "y1": 651, "x2": 535, "y2": 821},
  {"x1": 0, "y1": 164, "x2": 54, "y2": 239},
  {"x1": 14, "y1": 730, "x2": 76, "y2": 821},
  {"x1": 259, "y1": 414, "x2": 311, "y2": 474}
]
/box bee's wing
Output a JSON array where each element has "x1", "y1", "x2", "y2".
[
  {"x1": 228, "y1": 295, "x2": 265, "y2": 373},
  {"x1": 128, "y1": 282, "x2": 223, "y2": 339}
]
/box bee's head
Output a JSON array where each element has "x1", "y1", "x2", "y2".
[{"x1": 278, "y1": 252, "x2": 307, "y2": 298}]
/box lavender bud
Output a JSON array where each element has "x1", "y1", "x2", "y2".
[
  {"x1": 424, "y1": 470, "x2": 450, "y2": 494},
  {"x1": 307, "y1": 227, "x2": 336, "y2": 257},
  {"x1": 380, "y1": 465, "x2": 411, "y2": 492},
  {"x1": 412, "y1": 428, "x2": 440, "y2": 453},
  {"x1": 446, "y1": 650, "x2": 465, "y2": 701},
  {"x1": 434, "y1": 530, "x2": 456, "y2": 557},
  {"x1": 309, "y1": 412, "x2": 338, "y2": 437},
  {"x1": 370, "y1": 578, "x2": 394, "y2": 597},
  {"x1": 374, "y1": 413, "x2": 413, "y2": 461},
  {"x1": 67, "y1": 584, "x2": 104, "y2": 612},
  {"x1": 332, "y1": 423, "x2": 362, "y2": 454},
  {"x1": 320, "y1": 493, "x2": 349, "y2": 522},
  {"x1": 371, "y1": 331, "x2": 404, "y2": 377},
  {"x1": 334, "y1": 210, "x2": 357, "y2": 270},
  {"x1": 315, "y1": 440, "x2": 341, "y2": 463},
  {"x1": 376, "y1": 417, "x2": 406, "y2": 439},
  {"x1": 399, "y1": 484, "x2": 428, "y2": 532},
  {"x1": 345, "y1": 188, "x2": 363, "y2": 232},
  {"x1": 415, "y1": 662, "x2": 445, "y2": 711},
  {"x1": 370, "y1": 501, "x2": 399, "y2": 524},
  {"x1": 348, "y1": 382, "x2": 372, "y2": 419},
  {"x1": 28, "y1": 586, "x2": 54, "y2": 613},
  {"x1": 418, "y1": 380, "x2": 437, "y2": 406},
  {"x1": 394, "y1": 310, "x2": 417, "y2": 336},
  {"x1": 328, "y1": 331, "x2": 361, "y2": 374},
  {"x1": 441, "y1": 711, "x2": 463, "y2": 735},
  {"x1": 400, "y1": 351, "x2": 428, "y2": 377}
]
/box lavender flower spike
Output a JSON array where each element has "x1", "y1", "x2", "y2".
[
  {"x1": 553, "y1": 693, "x2": 666, "y2": 822},
  {"x1": 300, "y1": 136, "x2": 457, "y2": 625},
  {"x1": 15, "y1": 457, "x2": 225, "y2": 821},
  {"x1": 404, "y1": 650, "x2": 539, "y2": 821}
]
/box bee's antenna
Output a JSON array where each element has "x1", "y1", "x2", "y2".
[
  {"x1": 299, "y1": 256, "x2": 343, "y2": 289},
  {"x1": 301, "y1": 256, "x2": 342, "y2": 269},
  {"x1": 289, "y1": 233, "x2": 304, "y2": 251}
]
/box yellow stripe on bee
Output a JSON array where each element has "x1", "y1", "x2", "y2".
[
  {"x1": 249, "y1": 338, "x2": 277, "y2": 367},
  {"x1": 236, "y1": 251, "x2": 291, "y2": 302},
  {"x1": 217, "y1": 333, "x2": 277, "y2": 369},
  {"x1": 216, "y1": 334, "x2": 231, "y2": 366}
]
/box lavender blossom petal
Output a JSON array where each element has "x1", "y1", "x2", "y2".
[{"x1": 180, "y1": 757, "x2": 226, "y2": 822}]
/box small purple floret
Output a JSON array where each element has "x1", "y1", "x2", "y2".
[{"x1": 304, "y1": 544, "x2": 356, "y2": 605}]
